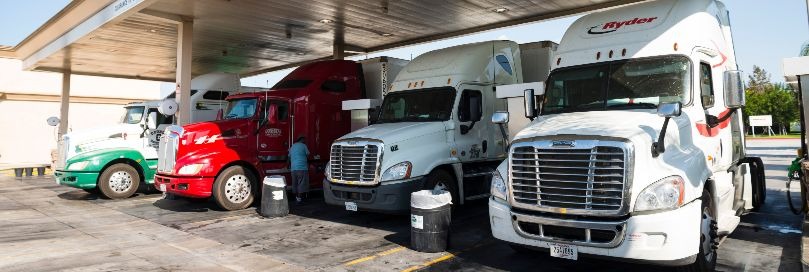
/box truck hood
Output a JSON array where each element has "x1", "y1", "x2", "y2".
[
  {"x1": 63, "y1": 123, "x2": 143, "y2": 156},
  {"x1": 338, "y1": 122, "x2": 447, "y2": 144},
  {"x1": 513, "y1": 110, "x2": 674, "y2": 143}
]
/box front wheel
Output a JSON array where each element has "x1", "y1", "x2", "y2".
[
  {"x1": 679, "y1": 190, "x2": 718, "y2": 272},
  {"x1": 98, "y1": 163, "x2": 141, "y2": 199},
  {"x1": 422, "y1": 169, "x2": 458, "y2": 207},
  {"x1": 212, "y1": 166, "x2": 256, "y2": 211}
]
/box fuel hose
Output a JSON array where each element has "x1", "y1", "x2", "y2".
[{"x1": 786, "y1": 157, "x2": 805, "y2": 215}]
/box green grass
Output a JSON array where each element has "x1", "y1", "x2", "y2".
[{"x1": 747, "y1": 133, "x2": 802, "y2": 139}]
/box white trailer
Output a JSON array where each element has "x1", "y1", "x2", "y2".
[
  {"x1": 488, "y1": 0, "x2": 765, "y2": 270},
  {"x1": 325, "y1": 40, "x2": 555, "y2": 212}
]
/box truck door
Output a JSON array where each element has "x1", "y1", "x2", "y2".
[
  {"x1": 455, "y1": 86, "x2": 488, "y2": 162},
  {"x1": 257, "y1": 98, "x2": 293, "y2": 175}
]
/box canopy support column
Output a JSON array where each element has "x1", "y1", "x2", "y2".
[
  {"x1": 333, "y1": 41, "x2": 345, "y2": 60},
  {"x1": 176, "y1": 19, "x2": 193, "y2": 125},
  {"x1": 58, "y1": 71, "x2": 71, "y2": 137}
]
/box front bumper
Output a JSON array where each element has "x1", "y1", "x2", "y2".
[
  {"x1": 323, "y1": 177, "x2": 425, "y2": 213},
  {"x1": 489, "y1": 198, "x2": 701, "y2": 266},
  {"x1": 54, "y1": 170, "x2": 99, "y2": 189},
  {"x1": 153, "y1": 174, "x2": 214, "y2": 198}
]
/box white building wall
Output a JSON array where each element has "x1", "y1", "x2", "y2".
[{"x1": 0, "y1": 58, "x2": 162, "y2": 164}]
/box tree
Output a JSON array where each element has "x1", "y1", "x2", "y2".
[
  {"x1": 746, "y1": 65, "x2": 771, "y2": 93},
  {"x1": 742, "y1": 83, "x2": 799, "y2": 134}
]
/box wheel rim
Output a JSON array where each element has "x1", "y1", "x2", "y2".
[
  {"x1": 432, "y1": 182, "x2": 448, "y2": 193},
  {"x1": 700, "y1": 207, "x2": 717, "y2": 261},
  {"x1": 224, "y1": 174, "x2": 251, "y2": 204},
  {"x1": 108, "y1": 171, "x2": 133, "y2": 193}
]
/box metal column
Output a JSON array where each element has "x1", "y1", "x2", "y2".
[
  {"x1": 333, "y1": 41, "x2": 345, "y2": 60},
  {"x1": 176, "y1": 19, "x2": 193, "y2": 125},
  {"x1": 58, "y1": 71, "x2": 71, "y2": 136}
]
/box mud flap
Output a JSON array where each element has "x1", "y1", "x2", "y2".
[{"x1": 740, "y1": 157, "x2": 766, "y2": 211}]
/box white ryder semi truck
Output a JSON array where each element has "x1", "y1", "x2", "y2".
[
  {"x1": 488, "y1": 0, "x2": 765, "y2": 270},
  {"x1": 54, "y1": 73, "x2": 261, "y2": 199},
  {"x1": 324, "y1": 40, "x2": 555, "y2": 212}
]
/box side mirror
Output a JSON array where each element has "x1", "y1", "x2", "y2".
[
  {"x1": 724, "y1": 70, "x2": 745, "y2": 108},
  {"x1": 267, "y1": 103, "x2": 279, "y2": 125},
  {"x1": 492, "y1": 111, "x2": 509, "y2": 124},
  {"x1": 216, "y1": 109, "x2": 224, "y2": 120},
  {"x1": 656, "y1": 102, "x2": 682, "y2": 118},
  {"x1": 524, "y1": 89, "x2": 536, "y2": 119},
  {"x1": 147, "y1": 112, "x2": 158, "y2": 130}
]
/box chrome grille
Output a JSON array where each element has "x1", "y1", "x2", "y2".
[
  {"x1": 157, "y1": 126, "x2": 182, "y2": 174},
  {"x1": 510, "y1": 142, "x2": 627, "y2": 213},
  {"x1": 330, "y1": 141, "x2": 382, "y2": 185}
]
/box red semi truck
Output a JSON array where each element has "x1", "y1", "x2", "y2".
[{"x1": 153, "y1": 58, "x2": 407, "y2": 210}]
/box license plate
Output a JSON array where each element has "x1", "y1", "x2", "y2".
[
  {"x1": 159, "y1": 184, "x2": 166, "y2": 192},
  {"x1": 345, "y1": 201, "x2": 358, "y2": 211},
  {"x1": 549, "y1": 243, "x2": 577, "y2": 260}
]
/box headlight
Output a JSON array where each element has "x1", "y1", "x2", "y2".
[
  {"x1": 67, "y1": 161, "x2": 90, "y2": 171},
  {"x1": 177, "y1": 164, "x2": 205, "y2": 175},
  {"x1": 491, "y1": 170, "x2": 507, "y2": 201},
  {"x1": 635, "y1": 175, "x2": 685, "y2": 212},
  {"x1": 381, "y1": 161, "x2": 412, "y2": 181},
  {"x1": 325, "y1": 161, "x2": 332, "y2": 179}
]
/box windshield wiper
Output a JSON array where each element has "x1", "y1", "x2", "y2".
[{"x1": 607, "y1": 102, "x2": 657, "y2": 109}]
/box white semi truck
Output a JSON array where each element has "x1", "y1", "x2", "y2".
[
  {"x1": 324, "y1": 40, "x2": 555, "y2": 212},
  {"x1": 488, "y1": 0, "x2": 765, "y2": 270},
  {"x1": 54, "y1": 73, "x2": 262, "y2": 199}
]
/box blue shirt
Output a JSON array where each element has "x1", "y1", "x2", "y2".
[{"x1": 288, "y1": 142, "x2": 310, "y2": 171}]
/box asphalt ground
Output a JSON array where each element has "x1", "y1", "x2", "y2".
[{"x1": 0, "y1": 139, "x2": 802, "y2": 271}]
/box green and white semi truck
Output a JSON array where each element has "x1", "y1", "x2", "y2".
[{"x1": 54, "y1": 73, "x2": 261, "y2": 199}]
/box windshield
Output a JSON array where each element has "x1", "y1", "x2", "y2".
[
  {"x1": 377, "y1": 88, "x2": 456, "y2": 123},
  {"x1": 121, "y1": 106, "x2": 145, "y2": 124},
  {"x1": 544, "y1": 55, "x2": 691, "y2": 114},
  {"x1": 223, "y1": 98, "x2": 257, "y2": 119}
]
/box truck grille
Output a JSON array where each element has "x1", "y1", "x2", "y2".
[
  {"x1": 157, "y1": 126, "x2": 183, "y2": 174},
  {"x1": 510, "y1": 143, "x2": 628, "y2": 214},
  {"x1": 329, "y1": 141, "x2": 383, "y2": 185}
]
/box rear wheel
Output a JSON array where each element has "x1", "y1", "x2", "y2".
[
  {"x1": 679, "y1": 190, "x2": 718, "y2": 272},
  {"x1": 213, "y1": 166, "x2": 256, "y2": 211},
  {"x1": 98, "y1": 163, "x2": 141, "y2": 199}
]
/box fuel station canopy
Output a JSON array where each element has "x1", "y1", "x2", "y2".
[{"x1": 2, "y1": 0, "x2": 641, "y2": 82}]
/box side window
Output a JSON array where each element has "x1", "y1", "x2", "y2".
[
  {"x1": 321, "y1": 80, "x2": 346, "y2": 92},
  {"x1": 203, "y1": 91, "x2": 230, "y2": 101},
  {"x1": 147, "y1": 109, "x2": 173, "y2": 125},
  {"x1": 496, "y1": 55, "x2": 513, "y2": 75},
  {"x1": 264, "y1": 100, "x2": 290, "y2": 121},
  {"x1": 700, "y1": 63, "x2": 715, "y2": 109},
  {"x1": 458, "y1": 90, "x2": 483, "y2": 122}
]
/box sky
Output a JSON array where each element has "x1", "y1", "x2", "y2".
[{"x1": 0, "y1": 1, "x2": 806, "y2": 88}]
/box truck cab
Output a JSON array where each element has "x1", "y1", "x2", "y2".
[
  {"x1": 54, "y1": 73, "x2": 245, "y2": 199},
  {"x1": 324, "y1": 41, "x2": 554, "y2": 212},
  {"x1": 488, "y1": 0, "x2": 764, "y2": 270},
  {"x1": 154, "y1": 58, "x2": 407, "y2": 211}
]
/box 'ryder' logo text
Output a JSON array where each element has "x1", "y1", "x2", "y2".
[{"x1": 587, "y1": 17, "x2": 658, "y2": 35}]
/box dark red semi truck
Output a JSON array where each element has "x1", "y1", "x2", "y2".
[{"x1": 153, "y1": 58, "x2": 407, "y2": 210}]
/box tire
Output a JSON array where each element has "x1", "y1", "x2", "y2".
[
  {"x1": 212, "y1": 166, "x2": 257, "y2": 211},
  {"x1": 422, "y1": 169, "x2": 458, "y2": 206},
  {"x1": 679, "y1": 190, "x2": 718, "y2": 272},
  {"x1": 98, "y1": 163, "x2": 141, "y2": 199}
]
